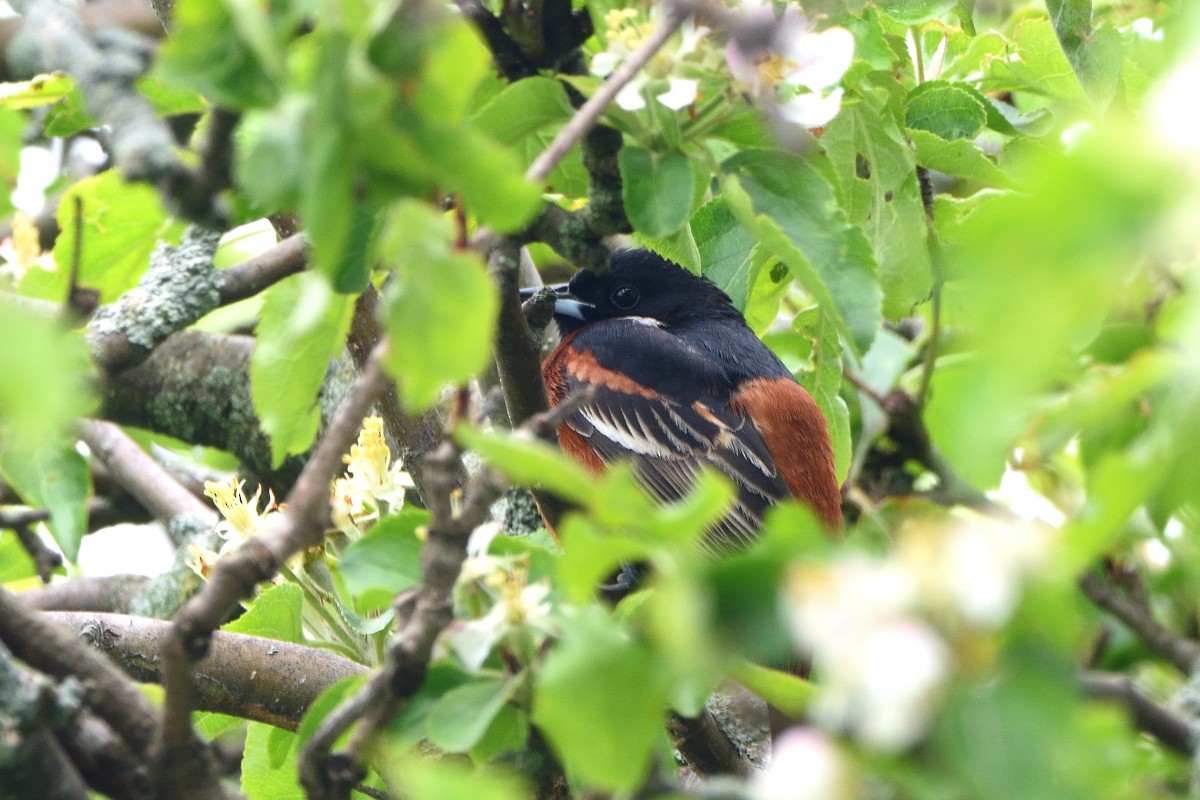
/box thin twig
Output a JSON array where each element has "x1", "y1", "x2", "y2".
[
  {"x1": 1080, "y1": 572, "x2": 1200, "y2": 674},
  {"x1": 525, "y1": 7, "x2": 685, "y2": 182},
  {"x1": 1082, "y1": 671, "x2": 1193, "y2": 755}
]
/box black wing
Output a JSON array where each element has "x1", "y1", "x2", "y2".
[{"x1": 558, "y1": 320, "x2": 788, "y2": 552}]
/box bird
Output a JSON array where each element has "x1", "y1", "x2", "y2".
[{"x1": 525, "y1": 249, "x2": 842, "y2": 553}]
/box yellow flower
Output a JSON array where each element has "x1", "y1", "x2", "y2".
[
  {"x1": 204, "y1": 477, "x2": 279, "y2": 544},
  {"x1": 185, "y1": 543, "x2": 221, "y2": 580},
  {"x1": 331, "y1": 416, "x2": 414, "y2": 535}
]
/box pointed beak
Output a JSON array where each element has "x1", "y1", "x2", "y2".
[{"x1": 518, "y1": 283, "x2": 593, "y2": 320}]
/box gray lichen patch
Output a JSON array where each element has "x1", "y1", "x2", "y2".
[{"x1": 88, "y1": 226, "x2": 224, "y2": 354}]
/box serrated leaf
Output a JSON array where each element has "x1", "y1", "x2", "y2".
[
  {"x1": 822, "y1": 97, "x2": 931, "y2": 319},
  {"x1": 339, "y1": 509, "x2": 429, "y2": 597},
  {"x1": 795, "y1": 309, "x2": 851, "y2": 483},
  {"x1": 426, "y1": 678, "x2": 519, "y2": 753},
  {"x1": 0, "y1": 440, "x2": 90, "y2": 563},
  {"x1": 619, "y1": 147, "x2": 693, "y2": 238},
  {"x1": 1045, "y1": 0, "x2": 1123, "y2": 106},
  {"x1": 985, "y1": 18, "x2": 1087, "y2": 105},
  {"x1": 53, "y1": 171, "x2": 171, "y2": 303},
  {"x1": 692, "y1": 198, "x2": 758, "y2": 312},
  {"x1": 470, "y1": 77, "x2": 574, "y2": 145},
  {"x1": 533, "y1": 607, "x2": 670, "y2": 791},
  {"x1": 224, "y1": 583, "x2": 303, "y2": 643},
  {"x1": 250, "y1": 272, "x2": 355, "y2": 467},
  {"x1": 378, "y1": 202, "x2": 499, "y2": 409},
  {"x1": 905, "y1": 81, "x2": 987, "y2": 141},
  {"x1": 909, "y1": 129, "x2": 1012, "y2": 187},
  {"x1": 721, "y1": 149, "x2": 881, "y2": 353}
]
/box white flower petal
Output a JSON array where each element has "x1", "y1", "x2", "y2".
[
  {"x1": 616, "y1": 76, "x2": 648, "y2": 110},
  {"x1": 753, "y1": 727, "x2": 850, "y2": 800},
  {"x1": 779, "y1": 87, "x2": 844, "y2": 127},
  {"x1": 656, "y1": 77, "x2": 698, "y2": 109},
  {"x1": 785, "y1": 26, "x2": 855, "y2": 91},
  {"x1": 591, "y1": 51, "x2": 621, "y2": 77}
]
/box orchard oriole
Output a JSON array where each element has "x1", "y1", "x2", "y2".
[{"x1": 526, "y1": 249, "x2": 841, "y2": 552}]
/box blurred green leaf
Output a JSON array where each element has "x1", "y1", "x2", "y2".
[
  {"x1": 241, "y1": 722, "x2": 303, "y2": 800},
  {"x1": 53, "y1": 171, "x2": 170, "y2": 303},
  {"x1": 533, "y1": 607, "x2": 670, "y2": 791},
  {"x1": 620, "y1": 147, "x2": 693, "y2": 238},
  {"x1": 0, "y1": 74, "x2": 73, "y2": 109},
  {"x1": 425, "y1": 677, "x2": 519, "y2": 753},
  {"x1": 470, "y1": 77, "x2": 574, "y2": 145},
  {"x1": 384, "y1": 756, "x2": 527, "y2": 800},
  {"x1": 156, "y1": 0, "x2": 282, "y2": 109},
  {"x1": 728, "y1": 659, "x2": 816, "y2": 718},
  {"x1": 296, "y1": 675, "x2": 364, "y2": 746},
  {"x1": 456, "y1": 426, "x2": 595, "y2": 506},
  {"x1": 722, "y1": 149, "x2": 881, "y2": 353},
  {"x1": 470, "y1": 703, "x2": 529, "y2": 763},
  {"x1": 0, "y1": 536, "x2": 37, "y2": 584},
  {"x1": 224, "y1": 583, "x2": 303, "y2": 643},
  {"x1": 0, "y1": 440, "x2": 90, "y2": 563},
  {"x1": 339, "y1": 509, "x2": 429, "y2": 597},
  {"x1": 378, "y1": 202, "x2": 499, "y2": 410},
  {"x1": 235, "y1": 96, "x2": 308, "y2": 212},
  {"x1": 250, "y1": 272, "x2": 355, "y2": 467}
]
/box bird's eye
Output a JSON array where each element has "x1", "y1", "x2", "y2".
[{"x1": 610, "y1": 285, "x2": 640, "y2": 310}]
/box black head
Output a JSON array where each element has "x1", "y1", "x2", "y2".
[{"x1": 540, "y1": 250, "x2": 744, "y2": 335}]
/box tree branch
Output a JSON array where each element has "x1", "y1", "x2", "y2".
[
  {"x1": 1082, "y1": 671, "x2": 1193, "y2": 755},
  {"x1": 0, "y1": 587, "x2": 159, "y2": 759},
  {"x1": 45, "y1": 611, "x2": 368, "y2": 730},
  {"x1": 1080, "y1": 572, "x2": 1200, "y2": 674}
]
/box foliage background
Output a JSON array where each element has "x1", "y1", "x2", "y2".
[{"x1": 0, "y1": 0, "x2": 1199, "y2": 798}]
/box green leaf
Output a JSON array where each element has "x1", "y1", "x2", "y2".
[
  {"x1": 414, "y1": 20, "x2": 493, "y2": 123},
  {"x1": 1045, "y1": 0, "x2": 1123, "y2": 106},
  {"x1": 0, "y1": 110, "x2": 23, "y2": 217},
  {"x1": 721, "y1": 149, "x2": 881, "y2": 353},
  {"x1": 795, "y1": 309, "x2": 851, "y2": 484},
  {"x1": 909, "y1": 129, "x2": 1012, "y2": 187},
  {"x1": 425, "y1": 677, "x2": 519, "y2": 753},
  {"x1": 241, "y1": 722, "x2": 303, "y2": 800},
  {"x1": 728, "y1": 659, "x2": 816, "y2": 718},
  {"x1": 223, "y1": 583, "x2": 303, "y2": 643},
  {"x1": 250, "y1": 273, "x2": 356, "y2": 467},
  {"x1": 0, "y1": 536, "x2": 37, "y2": 583},
  {"x1": 619, "y1": 147, "x2": 693, "y2": 238},
  {"x1": 155, "y1": 0, "x2": 281, "y2": 109},
  {"x1": 0, "y1": 74, "x2": 74, "y2": 109},
  {"x1": 296, "y1": 675, "x2": 365, "y2": 747},
  {"x1": 339, "y1": 509, "x2": 429, "y2": 597},
  {"x1": 0, "y1": 441, "x2": 90, "y2": 563},
  {"x1": 877, "y1": 0, "x2": 958, "y2": 24},
  {"x1": 456, "y1": 426, "x2": 594, "y2": 505},
  {"x1": 471, "y1": 704, "x2": 529, "y2": 763},
  {"x1": 905, "y1": 81, "x2": 987, "y2": 141},
  {"x1": 266, "y1": 725, "x2": 294, "y2": 770},
  {"x1": 985, "y1": 18, "x2": 1087, "y2": 105},
  {"x1": 235, "y1": 95, "x2": 308, "y2": 212},
  {"x1": 378, "y1": 203, "x2": 499, "y2": 409},
  {"x1": 533, "y1": 607, "x2": 670, "y2": 791},
  {"x1": 692, "y1": 198, "x2": 758, "y2": 312},
  {"x1": 822, "y1": 96, "x2": 932, "y2": 319},
  {"x1": 53, "y1": 171, "x2": 171, "y2": 303},
  {"x1": 469, "y1": 77, "x2": 574, "y2": 145},
  {"x1": 414, "y1": 123, "x2": 542, "y2": 232},
  {"x1": 384, "y1": 756, "x2": 528, "y2": 800}
]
